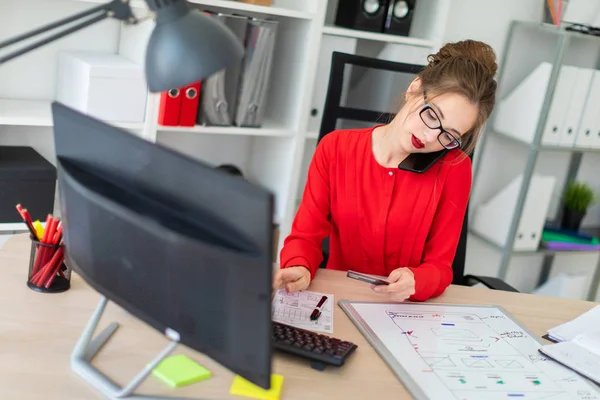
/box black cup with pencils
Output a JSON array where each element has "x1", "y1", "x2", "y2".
[{"x1": 16, "y1": 204, "x2": 71, "y2": 293}]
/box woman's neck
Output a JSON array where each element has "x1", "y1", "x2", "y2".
[{"x1": 372, "y1": 125, "x2": 409, "y2": 168}]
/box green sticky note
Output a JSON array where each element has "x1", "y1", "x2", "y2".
[{"x1": 151, "y1": 354, "x2": 211, "y2": 388}]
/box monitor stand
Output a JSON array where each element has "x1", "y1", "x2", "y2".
[{"x1": 70, "y1": 296, "x2": 200, "y2": 399}]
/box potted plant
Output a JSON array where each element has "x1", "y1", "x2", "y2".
[{"x1": 561, "y1": 181, "x2": 597, "y2": 232}]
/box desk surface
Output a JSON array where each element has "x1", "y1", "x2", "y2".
[{"x1": 1, "y1": 234, "x2": 597, "y2": 400}]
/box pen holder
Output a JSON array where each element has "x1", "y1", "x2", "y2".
[{"x1": 27, "y1": 238, "x2": 71, "y2": 293}]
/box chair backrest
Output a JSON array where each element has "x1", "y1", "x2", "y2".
[{"x1": 317, "y1": 51, "x2": 469, "y2": 285}]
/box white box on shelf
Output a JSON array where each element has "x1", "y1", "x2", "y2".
[
  {"x1": 55, "y1": 51, "x2": 147, "y2": 123},
  {"x1": 471, "y1": 173, "x2": 556, "y2": 251}
]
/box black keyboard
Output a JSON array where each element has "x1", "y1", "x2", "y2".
[{"x1": 272, "y1": 322, "x2": 357, "y2": 368}]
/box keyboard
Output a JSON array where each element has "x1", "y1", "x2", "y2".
[{"x1": 272, "y1": 322, "x2": 358, "y2": 368}]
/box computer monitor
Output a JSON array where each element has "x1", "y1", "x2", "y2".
[{"x1": 51, "y1": 102, "x2": 275, "y2": 397}]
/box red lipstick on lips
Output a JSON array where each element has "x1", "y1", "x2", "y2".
[{"x1": 411, "y1": 134, "x2": 425, "y2": 149}]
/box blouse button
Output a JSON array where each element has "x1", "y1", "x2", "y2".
[{"x1": 388, "y1": 171, "x2": 393, "y2": 176}]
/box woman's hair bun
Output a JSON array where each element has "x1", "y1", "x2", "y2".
[{"x1": 427, "y1": 39, "x2": 498, "y2": 77}]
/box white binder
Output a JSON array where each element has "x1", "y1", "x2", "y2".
[
  {"x1": 575, "y1": 69, "x2": 600, "y2": 149},
  {"x1": 541, "y1": 65, "x2": 579, "y2": 146},
  {"x1": 471, "y1": 174, "x2": 556, "y2": 251},
  {"x1": 558, "y1": 67, "x2": 595, "y2": 147},
  {"x1": 494, "y1": 62, "x2": 552, "y2": 144}
]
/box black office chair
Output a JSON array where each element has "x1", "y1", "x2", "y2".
[{"x1": 315, "y1": 51, "x2": 517, "y2": 292}]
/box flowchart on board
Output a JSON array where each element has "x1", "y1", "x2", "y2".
[{"x1": 340, "y1": 301, "x2": 600, "y2": 400}]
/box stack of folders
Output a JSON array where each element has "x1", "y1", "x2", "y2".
[
  {"x1": 198, "y1": 13, "x2": 279, "y2": 128},
  {"x1": 157, "y1": 12, "x2": 279, "y2": 128},
  {"x1": 494, "y1": 62, "x2": 600, "y2": 149},
  {"x1": 539, "y1": 305, "x2": 600, "y2": 385},
  {"x1": 540, "y1": 226, "x2": 600, "y2": 251}
]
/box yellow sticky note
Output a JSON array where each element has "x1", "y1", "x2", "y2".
[{"x1": 229, "y1": 374, "x2": 284, "y2": 400}]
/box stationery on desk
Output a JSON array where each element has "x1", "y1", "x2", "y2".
[
  {"x1": 271, "y1": 289, "x2": 334, "y2": 334},
  {"x1": 16, "y1": 204, "x2": 66, "y2": 289},
  {"x1": 539, "y1": 305, "x2": 600, "y2": 385}
]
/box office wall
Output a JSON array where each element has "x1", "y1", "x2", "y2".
[{"x1": 443, "y1": 0, "x2": 600, "y2": 298}]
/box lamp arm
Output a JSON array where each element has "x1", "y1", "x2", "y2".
[{"x1": 0, "y1": 0, "x2": 137, "y2": 65}]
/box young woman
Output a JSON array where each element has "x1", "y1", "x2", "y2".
[{"x1": 273, "y1": 40, "x2": 498, "y2": 302}]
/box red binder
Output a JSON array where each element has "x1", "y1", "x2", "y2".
[
  {"x1": 157, "y1": 88, "x2": 182, "y2": 126},
  {"x1": 179, "y1": 81, "x2": 201, "y2": 126}
]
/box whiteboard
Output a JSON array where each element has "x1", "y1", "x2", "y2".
[{"x1": 339, "y1": 300, "x2": 600, "y2": 400}]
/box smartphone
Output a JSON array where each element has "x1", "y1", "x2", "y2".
[
  {"x1": 398, "y1": 149, "x2": 447, "y2": 173},
  {"x1": 347, "y1": 270, "x2": 390, "y2": 286}
]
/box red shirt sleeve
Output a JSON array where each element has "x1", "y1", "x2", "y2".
[
  {"x1": 407, "y1": 155, "x2": 472, "y2": 301},
  {"x1": 279, "y1": 133, "x2": 334, "y2": 279}
]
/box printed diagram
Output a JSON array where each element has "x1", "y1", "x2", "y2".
[
  {"x1": 496, "y1": 359, "x2": 524, "y2": 369},
  {"x1": 432, "y1": 327, "x2": 479, "y2": 340},
  {"x1": 382, "y1": 307, "x2": 598, "y2": 399},
  {"x1": 271, "y1": 289, "x2": 333, "y2": 334},
  {"x1": 462, "y1": 358, "x2": 493, "y2": 368},
  {"x1": 271, "y1": 307, "x2": 308, "y2": 321},
  {"x1": 423, "y1": 356, "x2": 457, "y2": 368},
  {"x1": 277, "y1": 291, "x2": 299, "y2": 307}
]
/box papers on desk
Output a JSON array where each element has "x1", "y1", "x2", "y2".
[
  {"x1": 545, "y1": 305, "x2": 600, "y2": 342},
  {"x1": 271, "y1": 289, "x2": 334, "y2": 334},
  {"x1": 539, "y1": 305, "x2": 600, "y2": 386}
]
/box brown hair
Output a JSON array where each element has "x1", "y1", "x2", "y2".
[{"x1": 409, "y1": 40, "x2": 498, "y2": 156}]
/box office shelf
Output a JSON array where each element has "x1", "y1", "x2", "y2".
[
  {"x1": 469, "y1": 229, "x2": 599, "y2": 256},
  {"x1": 190, "y1": 0, "x2": 315, "y2": 20},
  {"x1": 321, "y1": 26, "x2": 434, "y2": 48},
  {"x1": 0, "y1": 99, "x2": 145, "y2": 130},
  {"x1": 157, "y1": 119, "x2": 294, "y2": 137},
  {"x1": 306, "y1": 131, "x2": 318, "y2": 140},
  {"x1": 493, "y1": 130, "x2": 600, "y2": 153},
  {"x1": 470, "y1": 20, "x2": 600, "y2": 301},
  {"x1": 75, "y1": 0, "x2": 316, "y2": 19}
]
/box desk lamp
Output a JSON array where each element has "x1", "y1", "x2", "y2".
[{"x1": 0, "y1": 0, "x2": 244, "y2": 92}]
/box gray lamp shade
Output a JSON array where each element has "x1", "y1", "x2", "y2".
[{"x1": 145, "y1": 4, "x2": 244, "y2": 93}]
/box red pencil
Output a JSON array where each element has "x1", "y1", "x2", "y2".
[{"x1": 15, "y1": 205, "x2": 38, "y2": 240}]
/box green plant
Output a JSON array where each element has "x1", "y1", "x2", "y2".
[{"x1": 563, "y1": 181, "x2": 597, "y2": 213}]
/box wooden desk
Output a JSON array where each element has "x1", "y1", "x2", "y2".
[{"x1": 1, "y1": 234, "x2": 596, "y2": 400}]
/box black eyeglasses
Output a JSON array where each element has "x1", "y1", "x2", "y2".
[{"x1": 419, "y1": 104, "x2": 462, "y2": 150}]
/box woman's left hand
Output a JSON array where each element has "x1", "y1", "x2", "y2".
[{"x1": 371, "y1": 268, "x2": 416, "y2": 302}]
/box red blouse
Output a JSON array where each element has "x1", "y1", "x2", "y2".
[{"x1": 279, "y1": 126, "x2": 472, "y2": 301}]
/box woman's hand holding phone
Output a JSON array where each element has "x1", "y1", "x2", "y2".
[{"x1": 371, "y1": 268, "x2": 416, "y2": 302}]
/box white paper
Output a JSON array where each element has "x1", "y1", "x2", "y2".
[
  {"x1": 271, "y1": 289, "x2": 333, "y2": 334},
  {"x1": 345, "y1": 302, "x2": 600, "y2": 400},
  {"x1": 573, "y1": 330, "x2": 600, "y2": 357},
  {"x1": 547, "y1": 305, "x2": 600, "y2": 342}
]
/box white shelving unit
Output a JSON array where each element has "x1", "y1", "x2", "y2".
[{"x1": 0, "y1": 0, "x2": 451, "y2": 252}]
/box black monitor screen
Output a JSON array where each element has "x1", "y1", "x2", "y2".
[{"x1": 52, "y1": 102, "x2": 274, "y2": 389}]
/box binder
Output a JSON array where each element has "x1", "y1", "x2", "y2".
[
  {"x1": 541, "y1": 65, "x2": 578, "y2": 146},
  {"x1": 158, "y1": 88, "x2": 182, "y2": 126},
  {"x1": 234, "y1": 18, "x2": 278, "y2": 127},
  {"x1": 471, "y1": 174, "x2": 556, "y2": 251},
  {"x1": 493, "y1": 62, "x2": 552, "y2": 144},
  {"x1": 558, "y1": 67, "x2": 594, "y2": 147},
  {"x1": 575, "y1": 69, "x2": 600, "y2": 149},
  {"x1": 179, "y1": 81, "x2": 201, "y2": 127},
  {"x1": 198, "y1": 13, "x2": 248, "y2": 126}
]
